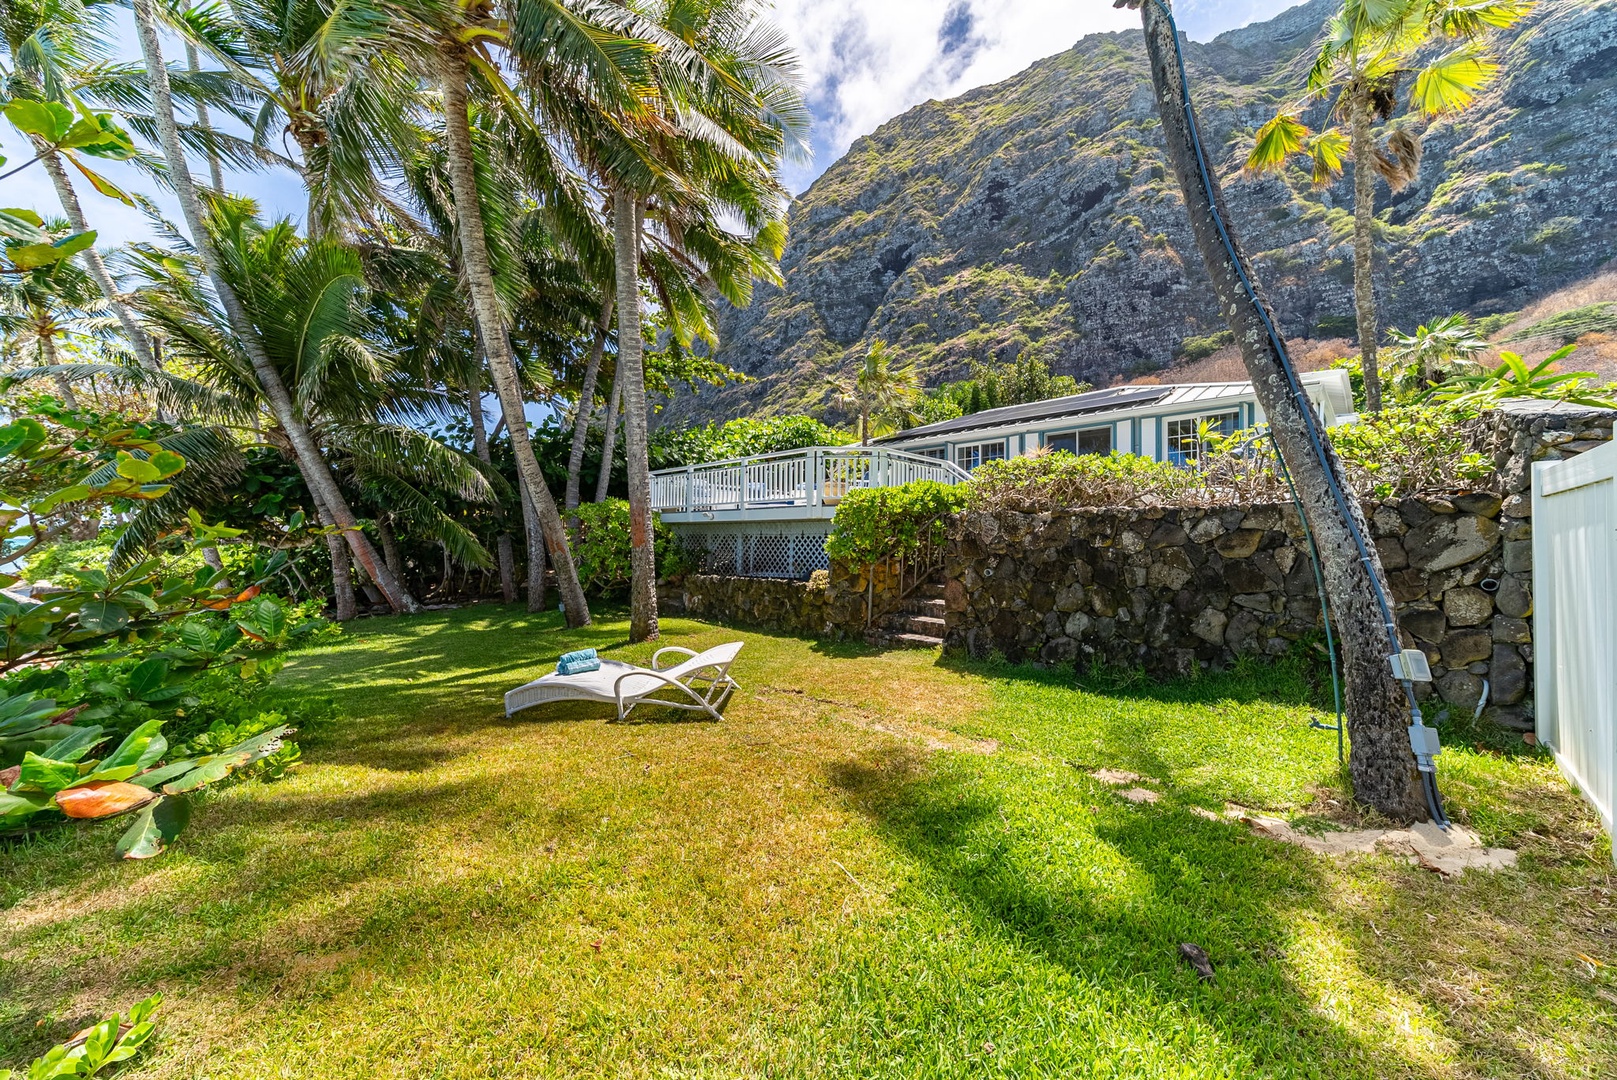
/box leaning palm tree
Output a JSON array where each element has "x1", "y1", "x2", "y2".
[
  {"x1": 121, "y1": 205, "x2": 493, "y2": 614},
  {"x1": 1245, "y1": 0, "x2": 1531, "y2": 413},
  {"x1": 128, "y1": 0, "x2": 417, "y2": 613},
  {"x1": 1129, "y1": 0, "x2": 1433, "y2": 821},
  {"x1": 832, "y1": 339, "x2": 919, "y2": 445}
]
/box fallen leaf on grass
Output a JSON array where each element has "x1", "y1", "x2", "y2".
[{"x1": 1179, "y1": 943, "x2": 1215, "y2": 982}]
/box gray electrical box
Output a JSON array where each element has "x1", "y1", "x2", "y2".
[{"x1": 1389, "y1": 648, "x2": 1432, "y2": 682}]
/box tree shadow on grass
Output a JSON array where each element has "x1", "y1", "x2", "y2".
[{"x1": 824, "y1": 744, "x2": 1468, "y2": 1079}]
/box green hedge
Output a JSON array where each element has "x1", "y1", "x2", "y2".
[{"x1": 826, "y1": 481, "x2": 967, "y2": 566}]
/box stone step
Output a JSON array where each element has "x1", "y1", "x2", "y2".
[
  {"x1": 914, "y1": 583, "x2": 947, "y2": 600},
  {"x1": 888, "y1": 632, "x2": 944, "y2": 649},
  {"x1": 902, "y1": 615, "x2": 946, "y2": 636},
  {"x1": 903, "y1": 597, "x2": 946, "y2": 616}
]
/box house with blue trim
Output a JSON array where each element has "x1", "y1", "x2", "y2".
[{"x1": 873, "y1": 369, "x2": 1356, "y2": 469}]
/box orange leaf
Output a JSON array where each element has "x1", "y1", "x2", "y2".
[
  {"x1": 233, "y1": 585, "x2": 261, "y2": 604},
  {"x1": 55, "y1": 781, "x2": 159, "y2": 819}
]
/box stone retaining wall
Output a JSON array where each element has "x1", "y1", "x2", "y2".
[
  {"x1": 943, "y1": 401, "x2": 1614, "y2": 729},
  {"x1": 674, "y1": 563, "x2": 874, "y2": 638}
]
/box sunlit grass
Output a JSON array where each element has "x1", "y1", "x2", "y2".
[{"x1": 2, "y1": 606, "x2": 1614, "y2": 1078}]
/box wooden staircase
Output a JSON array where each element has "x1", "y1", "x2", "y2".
[{"x1": 870, "y1": 579, "x2": 947, "y2": 649}]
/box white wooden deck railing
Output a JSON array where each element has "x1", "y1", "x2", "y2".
[{"x1": 650, "y1": 446, "x2": 970, "y2": 514}]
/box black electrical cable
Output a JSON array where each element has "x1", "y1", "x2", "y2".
[
  {"x1": 1272, "y1": 436, "x2": 1344, "y2": 764},
  {"x1": 1145, "y1": 0, "x2": 1447, "y2": 826}
]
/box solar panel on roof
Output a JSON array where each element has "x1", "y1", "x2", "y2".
[{"x1": 876, "y1": 384, "x2": 1173, "y2": 442}]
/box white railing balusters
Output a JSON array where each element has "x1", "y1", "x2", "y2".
[{"x1": 650, "y1": 445, "x2": 968, "y2": 513}]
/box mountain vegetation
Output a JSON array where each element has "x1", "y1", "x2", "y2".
[{"x1": 666, "y1": 0, "x2": 1617, "y2": 423}]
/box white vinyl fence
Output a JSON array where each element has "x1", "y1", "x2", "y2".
[{"x1": 1532, "y1": 437, "x2": 1617, "y2": 852}]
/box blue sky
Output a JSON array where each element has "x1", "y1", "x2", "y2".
[{"x1": 1, "y1": 1, "x2": 1300, "y2": 246}]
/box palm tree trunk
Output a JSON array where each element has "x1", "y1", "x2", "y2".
[
  {"x1": 616, "y1": 191, "x2": 657, "y2": 643},
  {"x1": 33, "y1": 143, "x2": 161, "y2": 374},
  {"x1": 566, "y1": 292, "x2": 615, "y2": 515},
  {"x1": 131, "y1": 0, "x2": 418, "y2": 615},
  {"x1": 40, "y1": 335, "x2": 79, "y2": 409},
  {"x1": 1349, "y1": 92, "x2": 1383, "y2": 414},
  {"x1": 308, "y1": 488, "x2": 358, "y2": 620},
  {"x1": 520, "y1": 481, "x2": 547, "y2": 613},
  {"x1": 594, "y1": 366, "x2": 623, "y2": 503},
  {"x1": 376, "y1": 514, "x2": 403, "y2": 581},
  {"x1": 184, "y1": 33, "x2": 225, "y2": 193},
  {"x1": 1138, "y1": 0, "x2": 1426, "y2": 821},
  {"x1": 466, "y1": 377, "x2": 517, "y2": 603},
  {"x1": 437, "y1": 47, "x2": 589, "y2": 628}
]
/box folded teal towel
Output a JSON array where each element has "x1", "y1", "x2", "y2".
[
  {"x1": 558, "y1": 648, "x2": 597, "y2": 666},
  {"x1": 556, "y1": 656, "x2": 600, "y2": 676}
]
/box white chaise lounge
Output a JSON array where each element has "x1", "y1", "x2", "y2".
[{"x1": 504, "y1": 641, "x2": 743, "y2": 722}]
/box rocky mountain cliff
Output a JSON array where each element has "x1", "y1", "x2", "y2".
[{"x1": 665, "y1": 0, "x2": 1617, "y2": 423}]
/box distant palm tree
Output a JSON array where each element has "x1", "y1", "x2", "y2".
[
  {"x1": 833, "y1": 340, "x2": 919, "y2": 445},
  {"x1": 0, "y1": 221, "x2": 114, "y2": 407},
  {"x1": 1245, "y1": 0, "x2": 1530, "y2": 413},
  {"x1": 1384, "y1": 312, "x2": 1487, "y2": 397}
]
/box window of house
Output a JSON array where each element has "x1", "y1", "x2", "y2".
[
  {"x1": 914, "y1": 447, "x2": 948, "y2": 460},
  {"x1": 1046, "y1": 426, "x2": 1112, "y2": 457},
  {"x1": 954, "y1": 441, "x2": 1007, "y2": 471},
  {"x1": 1166, "y1": 411, "x2": 1239, "y2": 467}
]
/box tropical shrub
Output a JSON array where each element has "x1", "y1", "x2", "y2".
[
  {"x1": 0, "y1": 699, "x2": 290, "y2": 859},
  {"x1": 1430, "y1": 346, "x2": 1617, "y2": 410},
  {"x1": 826, "y1": 481, "x2": 968, "y2": 567},
  {"x1": 650, "y1": 415, "x2": 850, "y2": 468},
  {"x1": 0, "y1": 993, "x2": 160, "y2": 1080},
  {"x1": 961, "y1": 405, "x2": 1499, "y2": 513},
  {"x1": 966, "y1": 452, "x2": 1204, "y2": 513},
  {"x1": 568, "y1": 500, "x2": 691, "y2": 595}
]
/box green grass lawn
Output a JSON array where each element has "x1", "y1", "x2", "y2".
[{"x1": 3, "y1": 607, "x2": 1614, "y2": 1078}]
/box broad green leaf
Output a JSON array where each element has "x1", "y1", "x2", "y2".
[
  {"x1": 115, "y1": 795, "x2": 190, "y2": 859},
  {"x1": 0, "y1": 790, "x2": 49, "y2": 828},
  {"x1": 35, "y1": 482, "x2": 92, "y2": 511},
  {"x1": 1246, "y1": 114, "x2": 1309, "y2": 173},
  {"x1": 6, "y1": 241, "x2": 74, "y2": 269},
  {"x1": 58, "y1": 114, "x2": 136, "y2": 158},
  {"x1": 49, "y1": 230, "x2": 95, "y2": 261},
  {"x1": 162, "y1": 755, "x2": 242, "y2": 792},
  {"x1": 0, "y1": 207, "x2": 44, "y2": 228},
  {"x1": 94, "y1": 719, "x2": 167, "y2": 773},
  {"x1": 148, "y1": 449, "x2": 186, "y2": 477},
  {"x1": 115, "y1": 452, "x2": 162, "y2": 483},
  {"x1": 129, "y1": 759, "x2": 197, "y2": 790},
  {"x1": 64, "y1": 153, "x2": 135, "y2": 205},
  {"x1": 125, "y1": 658, "x2": 170, "y2": 700},
  {"x1": 0, "y1": 423, "x2": 33, "y2": 458},
  {"x1": 1, "y1": 99, "x2": 72, "y2": 140},
  {"x1": 13, "y1": 751, "x2": 77, "y2": 796},
  {"x1": 1412, "y1": 49, "x2": 1498, "y2": 115},
  {"x1": 76, "y1": 600, "x2": 130, "y2": 634},
  {"x1": 40, "y1": 725, "x2": 105, "y2": 763}
]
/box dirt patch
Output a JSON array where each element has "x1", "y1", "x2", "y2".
[{"x1": 1229, "y1": 808, "x2": 1518, "y2": 876}]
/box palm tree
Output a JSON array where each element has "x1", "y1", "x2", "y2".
[
  {"x1": 0, "y1": 222, "x2": 114, "y2": 407},
  {"x1": 832, "y1": 340, "x2": 919, "y2": 445},
  {"x1": 1131, "y1": 0, "x2": 1430, "y2": 821},
  {"x1": 128, "y1": 0, "x2": 418, "y2": 613},
  {"x1": 1384, "y1": 312, "x2": 1487, "y2": 398},
  {"x1": 1245, "y1": 0, "x2": 1530, "y2": 413},
  {"x1": 592, "y1": 0, "x2": 809, "y2": 643},
  {"x1": 122, "y1": 205, "x2": 495, "y2": 613},
  {"x1": 389, "y1": 0, "x2": 671, "y2": 629}
]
